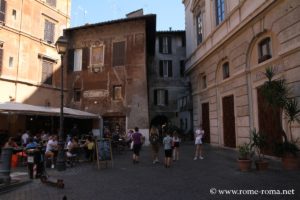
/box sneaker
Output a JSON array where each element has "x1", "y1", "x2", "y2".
[
  {"x1": 193, "y1": 157, "x2": 197, "y2": 160},
  {"x1": 51, "y1": 164, "x2": 55, "y2": 169},
  {"x1": 199, "y1": 156, "x2": 204, "y2": 160}
]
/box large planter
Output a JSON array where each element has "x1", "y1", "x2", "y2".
[
  {"x1": 282, "y1": 153, "x2": 299, "y2": 170},
  {"x1": 238, "y1": 159, "x2": 252, "y2": 172},
  {"x1": 255, "y1": 160, "x2": 269, "y2": 171}
]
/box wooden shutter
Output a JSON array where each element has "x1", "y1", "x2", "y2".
[
  {"x1": 0, "y1": 0, "x2": 6, "y2": 23},
  {"x1": 113, "y1": 41, "x2": 125, "y2": 66},
  {"x1": 42, "y1": 61, "x2": 53, "y2": 85},
  {"x1": 165, "y1": 90, "x2": 168, "y2": 105},
  {"x1": 159, "y1": 37, "x2": 163, "y2": 53},
  {"x1": 0, "y1": 48, "x2": 3, "y2": 72},
  {"x1": 154, "y1": 90, "x2": 157, "y2": 105},
  {"x1": 159, "y1": 60, "x2": 163, "y2": 77},
  {"x1": 167, "y1": 37, "x2": 172, "y2": 54},
  {"x1": 67, "y1": 49, "x2": 74, "y2": 72},
  {"x1": 82, "y1": 47, "x2": 90, "y2": 70},
  {"x1": 168, "y1": 61, "x2": 172, "y2": 77}
]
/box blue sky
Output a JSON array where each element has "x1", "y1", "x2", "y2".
[{"x1": 71, "y1": 0, "x2": 185, "y2": 31}]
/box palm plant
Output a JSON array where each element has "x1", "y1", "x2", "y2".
[{"x1": 284, "y1": 98, "x2": 300, "y2": 142}]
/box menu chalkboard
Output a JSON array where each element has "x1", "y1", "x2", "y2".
[{"x1": 96, "y1": 139, "x2": 113, "y2": 169}]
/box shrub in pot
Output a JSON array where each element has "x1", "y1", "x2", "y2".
[
  {"x1": 251, "y1": 128, "x2": 269, "y2": 171},
  {"x1": 237, "y1": 143, "x2": 253, "y2": 172}
]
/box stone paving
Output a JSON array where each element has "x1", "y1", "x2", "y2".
[{"x1": 1, "y1": 143, "x2": 299, "y2": 200}]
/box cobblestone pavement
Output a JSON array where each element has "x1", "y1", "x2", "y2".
[{"x1": 1, "y1": 143, "x2": 299, "y2": 200}]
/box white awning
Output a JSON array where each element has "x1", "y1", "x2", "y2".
[{"x1": 0, "y1": 102, "x2": 99, "y2": 119}]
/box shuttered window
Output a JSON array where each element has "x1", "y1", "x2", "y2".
[
  {"x1": 154, "y1": 89, "x2": 168, "y2": 106},
  {"x1": 159, "y1": 36, "x2": 172, "y2": 54},
  {"x1": 67, "y1": 49, "x2": 74, "y2": 72},
  {"x1": 42, "y1": 60, "x2": 53, "y2": 85},
  {"x1": 44, "y1": 19, "x2": 55, "y2": 44},
  {"x1": 0, "y1": 48, "x2": 3, "y2": 72},
  {"x1": 113, "y1": 85, "x2": 122, "y2": 100},
  {"x1": 159, "y1": 60, "x2": 172, "y2": 78},
  {"x1": 113, "y1": 41, "x2": 125, "y2": 66},
  {"x1": 46, "y1": 0, "x2": 56, "y2": 7},
  {"x1": 0, "y1": 0, "x2": 6, "y2": 23}
]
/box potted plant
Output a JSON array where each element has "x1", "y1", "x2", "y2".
[
  {"x1": 261, "y1": 67, "x2": 300, "y2": 170},
  {"x1": 250, "y1": 128, "x2": 269, "y2": 171},
  {"x1": 237, "y1": 143, "x2": 253, "y2": 172}
]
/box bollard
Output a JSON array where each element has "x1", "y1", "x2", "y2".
[{"x1": 0, "y1": 147, "x2": 14, "y2": 184}]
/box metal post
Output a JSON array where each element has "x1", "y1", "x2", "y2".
[
  {"x1": 56, "y1": 54, "x2": 66, "y2": 171},
  {"x1": 0, "y1": 147, "x2": 13, "y2": 184}
]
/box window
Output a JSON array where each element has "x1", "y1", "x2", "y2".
[
  {"x1": 215, "y1": 0, "x2": 225, "y2": 25},
  {"x1": 258, "y1": 38, "x2": 272, "y2": 63},
  {"x1": 41, "y1": 60, "x2": 53, "y2": 85},
  {"x1": 180, "y1": 60, "x2": 185, "y2": 77},
  {"x1": 159, "y1": 60, "x2": 172, "y2": 78},
  {"x1": 196, "y1": 12, "x2": 203, "y2": 45},
  {"x1": 222, "y1": 62, "x2": 229, "y2": 79},
  {"x1": 154, "y1": 89, "x2": 168, "y2": 106},
  {"x1": 202, "y1": 75, "x2": 207, "y2": 89},
  {"x1": 9, "y1": 57, "x2": 13, "y2": 68},
  {"x1": 0, "y1": 0, "x2": 6, "y2": 23},
  {"x1": 12, "y1": 9, "x2": 16, "y2": 20},
  {"x1": 159, "y1": 36, "x2": 172, "y2": 54},
  {"x1": 0, "y1": 43, "x2": 3, "y2": 71},
  {"x1": 44, "y1": 19, "x2": 55, "y2": 44},
  {"x1": 46, "y1": 0, "x2": 56, "y2": 7},
  {"x1": 91, "y1": 46, "x2": 104, "y2": 66},
  {"x1": 113, "y1": 86, "x2": 122, "y2": 100},
  {"x1": 113, "y1": 41, "x2": 125, "y2": 66},
  {"x1": 73, "y1": 88, "x2": 81, "y2": 102},
  {"x1": 74, "y1": 49, "x2": 82, "y2": 71}
]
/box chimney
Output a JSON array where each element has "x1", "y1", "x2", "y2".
[{"x1": 126, "y1": 9, "x2": 144, "y2": 18}]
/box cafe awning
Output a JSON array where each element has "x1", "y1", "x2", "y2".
[{"x1": 0, "y1": 102, "x2": 99, "y2": 119}]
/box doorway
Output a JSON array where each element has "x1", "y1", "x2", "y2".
[{"x1": 222, "y1": 95, "x2": 236, "y2": 148}]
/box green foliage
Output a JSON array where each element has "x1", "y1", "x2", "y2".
[
  {"x1": 238, "y1": 143, "x2": 253, "y2": 160},
  {"x1": 284, "y1": 98, "x2": 300, "y2": 125},
  {"x1": 250, "y1": 128, "x2": 267, "y2": 160},
  {"x1": 274, "y1": 140, "x2": 299, "y2": 157}
]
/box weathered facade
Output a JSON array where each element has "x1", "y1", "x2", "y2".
[
  {"x1": 183, "y1": 0, "x2": 300, "y2": 149},
  {"x1": 0, "y1": 0, "x2": 71, "y2": 132},
  {"x1": 64, "y1": 13, "x2": 156, "y2": 137},
  {"x1": 148, "y1": 31, "x2": 192, "y2": 134}
]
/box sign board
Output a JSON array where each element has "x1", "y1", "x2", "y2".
[{"x1": 95, "y1": 139, "x2": 113, "y2": 169}]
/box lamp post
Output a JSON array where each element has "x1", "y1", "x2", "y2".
[{"x1": 55, "y1": 36, "x2": 68, "y2": 171}]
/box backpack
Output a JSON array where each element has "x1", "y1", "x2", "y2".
[{"x1": 150, "y1": 134, "x2": 159, "y2": 145}]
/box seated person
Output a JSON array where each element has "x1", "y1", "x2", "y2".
[
  {"x1": 45, "y1": 135, "x2": 58, "y2": 169},
  {"x1": 4, "y1": 137, "x2": 18, "y2": 148},
  {"x1": 25, "y1": 138, "x2": 38, "y2": 149},
  {"x1": 66, "y1": 137, "x2": 79, "y2": 157}
]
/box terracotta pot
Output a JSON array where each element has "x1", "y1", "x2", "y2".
[
  {"x1": 255, "y1": 160, "x2": 269, "y2": 171},
  {"x1": 282, "y1": 153, "x2": 299, "y2": 170},
  {"x1": 237, "y1": 159, "x2": 252, "y2": 172}
]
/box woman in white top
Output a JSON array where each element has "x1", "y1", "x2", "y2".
[{"x1": 194, "y1": 125, "x2": 204, "y2": 160}]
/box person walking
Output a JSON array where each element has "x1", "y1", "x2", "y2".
[
  {"x1": 194, "y1": 125, "x2": 204, "y2": 160},
  {"x1": 149, "y1": 126, "x2": 160, "y2": 164},
  {"x1": 172, "y1": 131, "x2": 181, "y2": 161},
  {"x1": 132, "y1": 127, "x2": 143, "y2": 164},
  {"x1": 163, "y1": 131, "x2": 173, "y2": 168}
]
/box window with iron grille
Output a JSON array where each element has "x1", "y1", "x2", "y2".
[
  {"x1": 159, "y1": 60, "x2": 172, "y2": 78},
  {"x1": 258, "y1": 37, "x2": 272, "y2": 63},
  {"x1": 196, "y1": 12, "x2": 203, "y2": 45},
  {"x1": 41, "y1": 60, "x2": 53, "y2": 85},
  {"x1": 44, "y1": 19, "x2": 55, "y2": 44},
  {"x1": 215, "y1": 0, "x2": 225, "y2": 25},
  {"x1": 46, "y1": 0, "x2": 56, "y2": 7},
  {"x1": 113, "y1": 41, "x2": 125, "y2": 66},
  {"x1": 222, "y1": 62, "x2": 229, "y2": 79},
  {"x1": 159, "y1": 36, "x2": 172, "y2": 54},
  {"x1": 113, "y1": 85, "x2": 122, "y2": 100},
  {"x1": 154, "y1": 89, "x2": 168, "y2": 106}
]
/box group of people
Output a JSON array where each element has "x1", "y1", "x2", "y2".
[{"x1": 130, "y1": 124, "x2": 205, "y2": 168}]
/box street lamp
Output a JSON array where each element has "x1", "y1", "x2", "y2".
[{"x1": 55, "y1": 35, "x2": 68, "y2": 171}]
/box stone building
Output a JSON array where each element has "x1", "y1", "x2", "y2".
[
  {"x1": 64, "y1": 12, "x2": 156, "y2": 138},
  {"x1": 0, "y1": 0, "x2": 71, "y2": 133},
  {"x1": 148, "y1": 30, "x2": 192, "y2": 136},
  {"x1": 183, "y1": 0, "x2": 300, "y2": 150}
]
